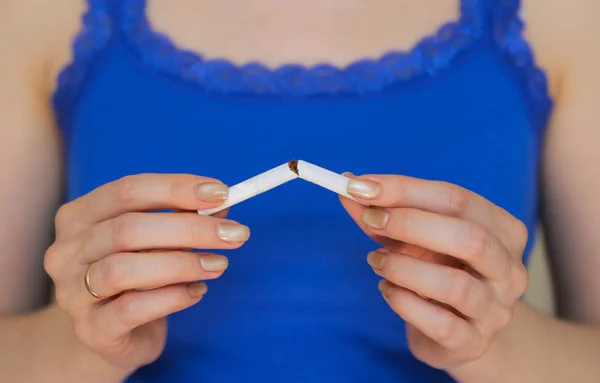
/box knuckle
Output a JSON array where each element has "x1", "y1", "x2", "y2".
[
  {"x1": 382, "y1": 256, "x2": 404, "y2": 283},
  {"x1": 188, "y1": 217, "x2": 204, "y2": 244},
  {"x1": 465, "y1": 224, "x2": 490, "y2": 263},
  {"x1": 435, "y1": 315, "x2": 456, "y2": 344},
  {"x1": 406, "y1": 334, "x2": 428, "y2": 363},
  {"x1": 142, "y1": 344, "x2": 166, "y2": 366},
  {"x1": 511, "y1": 220, "x2": 529, "y2": 251},
  {"x1": 188, "y1": 216, "x2": 214, "y2": 246},
  {"x1": 115, "y1": 175, "x2": 141, "y2": 206},
  {"x1": 390, "y1": 209, "x2": 416, "y2": 238},
  {"x1": 111, "y1": 214, "x2": 139, "y2": 249},
  {"x1": 54, "y1": 203, "x2": 74, "y2": 230},
  {"x1": 115, "y1": 293, "x2": 140, "y2": 327},
  {"x1": 43, "y1": 245, "x2": 62, "y2": 277},
  {"x1": 97, "y1": 257, "x2": 126, "y2": 293},
  {"x1": 385, "y1": 265, "x2": 401, "y2": 285},
  {"x1": 514, "y1": 219, "x2": 529, "y2": 242},
  {"x1": 391, "y1": 182, "x2": 410, "y2": 206},
  {"x1": 497, "y1": 307, "x2": 515, "y2": 328},
  {"x1": 445, "y1": 270, "x2": 475, "y2": 308},
  {"x1": 446, "y1": 184, "x2": 470, "y2": 216},
  {"x1": 168, "y1": 176, "x2": 184, "y2": 201},
  {"x1": 512, "y1": 264, "x2": 529, "y2": 296}
]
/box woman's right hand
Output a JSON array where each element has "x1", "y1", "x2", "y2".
[{"x1": 44, "y1": 174, "x2": 250, "y2": 373}]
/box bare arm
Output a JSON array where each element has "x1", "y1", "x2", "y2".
[
  {"x1": 0, "y1": 1, "x2": 128, "y2": 382},
  {"x1": 0, "y1": 0, "x2": 63, "y2": 314},
  {"x1": 451, "y1": 0, "x2": 600, "y2": 381},
  {"x1": 534, "y1": 2, "x2": 600, "y2": 323},
  {"x1": 0, "y1": 4, "x2": 247, "y2": 381}
]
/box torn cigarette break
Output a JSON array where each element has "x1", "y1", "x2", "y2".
[
  {"x1": 288, "y1": 159, "x2": 299, "y2": 175},
  {"x1": 197, "y1": 162, "x2": 299, "y2": 215},
  {"x1": 296, "y1": 160, "x2": 363, "y2": 203},
  {"x1": 197, "y1": 159, "x2": 365, "y2": 216}
]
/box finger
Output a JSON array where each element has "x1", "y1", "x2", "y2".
[
  {"x1": 360, "y1": 207, "x2": 510, "y2": 280},
  {"x1": 339, "y1": 197, "x2": 405, "y2": 249},
  {"x1": 378, "y1": 280, "x2": 480, "y2": 354},
  {"x1": 343, "y1": 174, "x2": 527, "y2": 253},
  {"x1": 80, "y1": 213, "x2": 250, "y2": 263},
  {"x1": 86, "y1": 251, "x2": 228, "y2": 299},
  {"x1": 92, "y1": 283, "x2": 207, "y2": 341},
  {"x1": 173, "y1": 208, "x2": 229, "y2": 218},
  {"x1": 58, "y1": 174, "x2": 229, "y2": 230},
  {"x1": 368, "y1": 251, "x2": 492, "y2": 319},
  {"x1": 212, "y1": 209, "x2": 230, "y2": 219}
]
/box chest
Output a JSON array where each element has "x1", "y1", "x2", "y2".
[
  {"x1": 67, "y1": 44, "x2": 539, "y2": 227},
  {"x1": 146, "y1": 0, "x2": 458, "y2": 68}
]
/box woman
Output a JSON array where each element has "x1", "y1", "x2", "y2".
[{"x1": 1, "y1": 0, "x2": 599, "y2": 381}]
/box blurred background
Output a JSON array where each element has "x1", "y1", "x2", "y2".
[{"x1": 525, "y1": 228, "x2": 554, "y2": 315}]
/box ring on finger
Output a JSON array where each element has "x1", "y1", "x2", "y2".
[{"x1": 84, "y1": 263, "x2": 106, "y2": 300}]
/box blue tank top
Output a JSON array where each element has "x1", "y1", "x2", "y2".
[{"x1": 52, "y1": 0, "x2": 553, "y2": 381}]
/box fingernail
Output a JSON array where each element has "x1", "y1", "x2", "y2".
[
  {"x1": 200, "y1": 255, "x2": 229, "y2": 272},
  {"x1": 188, "y1": 282, "x2": 208, "y2": 297},
  {"x1": 378, "y1": 280, "x2": 393, "y2": 297},
  {"x1": 197, "y1": 183, "x2": 228, "y2": 203},
  {"x1": 347, "y1": 179, "x2": 382, "y2": 199},
  {"x1": 361, "y1": 208, "x2": 389, "y2": 229},
  {"x1": 367, "y1": 251, "x2": 386, "y2": 269},
  {"x1": 217, "y1": 223, "x2": 250, "y2": 243},
  {"x1": 342, "y1": 172, "x2": 354, "y2": 177}
]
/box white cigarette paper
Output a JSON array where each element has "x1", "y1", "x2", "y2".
[
  {"x1": 197, "y1": 159, "x2": 364, "y2": 215},
  {"x1": 197, "y1": 162, "x2": 298, "y2": 215},
  {"x1": 296, "y1": 160, "x2": 362, "y2": 203}
]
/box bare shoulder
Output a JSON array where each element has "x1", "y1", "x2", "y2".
[
  {"x1": 523, "y1": 0, "x2": 600, "y2": 99},
  {"x1": 0, "y1": 0, "x2": 87, "y2": 94}
]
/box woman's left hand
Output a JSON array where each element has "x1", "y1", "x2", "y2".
[{"x1": 340, "y1": 173, "x2": 529, "y2": 370}]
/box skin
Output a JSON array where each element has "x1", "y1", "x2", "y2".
[
  {"x1": 0, "y1": 0, "x2": 599, "y2": 382},
  {"x1": 46, "y1": 174, "x2": 249, "y2": 371}
]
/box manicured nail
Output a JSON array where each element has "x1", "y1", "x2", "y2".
[
  {"x1": 378, "y1": 280, "x2": 393, "y2": 297},
  {"x1": 217, "y1": 223, "x2": 250, "y2": 243},
  {"x1": 200, "y1": 255, "x2": 229, "y2": 272},
  {"x1": 367, "y1": 251, "x2": 386, "y2": 269},
  {"x1": 197, "y1": 182, "x2": 228, "y2": 203},
  {"x1": 347, "y1": 179, "x2": 382, "y2": 199},
  {"x1": 361, "y1": 208, "x2": 389, "y2": 229},
  {"x1": 188, "y1": 282, "x2": 208, "y2": 297}
]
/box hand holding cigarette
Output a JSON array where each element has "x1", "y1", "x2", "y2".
[
  {"x1": 338, "y1": 173, "x2": 529, "y2": 371},
  {"x1": 197, "y1": 160, "x2": 364, "y2": 215},
  {"x1": 45, "y1": 174, "x2": 251, "y2": 373}
]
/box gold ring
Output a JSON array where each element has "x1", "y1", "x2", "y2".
[{"x1": 84, "y1": 263, "x2": 103, "y2": 299}]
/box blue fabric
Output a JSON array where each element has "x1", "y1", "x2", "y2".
[{"x1": 52, "y1": 0, "x2": 553, "y2": 381}]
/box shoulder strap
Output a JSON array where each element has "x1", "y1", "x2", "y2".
[
  {"x1": 488, "y1": 0, "x2": 553, "y2": 132},
  {"x1": 53, "y1": 0, "x2": 114, "y2": 141}
]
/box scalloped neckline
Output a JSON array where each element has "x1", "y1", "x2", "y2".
[{"x1": 120, "y1": 0, "x2": 485, "y2": 97}]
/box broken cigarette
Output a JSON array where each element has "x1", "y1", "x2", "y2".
[
  {"x1": 197, "y1": 159, "x2": 362, "y2": 215},
  {"x1": 295, "y1": 160, "x2": 358, "y2": 201},
  {"x1": 197, "y1": 162, "x2": 298, "y2": 215}
]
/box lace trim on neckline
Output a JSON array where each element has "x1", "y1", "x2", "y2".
[
  {"x1": 52, "y1": 0, "x2": 112, "y2": 138},
  {"x1": 117, "y1": 0, "x2": 486, "y2": 97},
  {"x1": 492, "y1": 0, "x2": 553, "y2": 129},
  {"x1": 52, "y1": 0, "x2": 553, "y2": 133}
]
